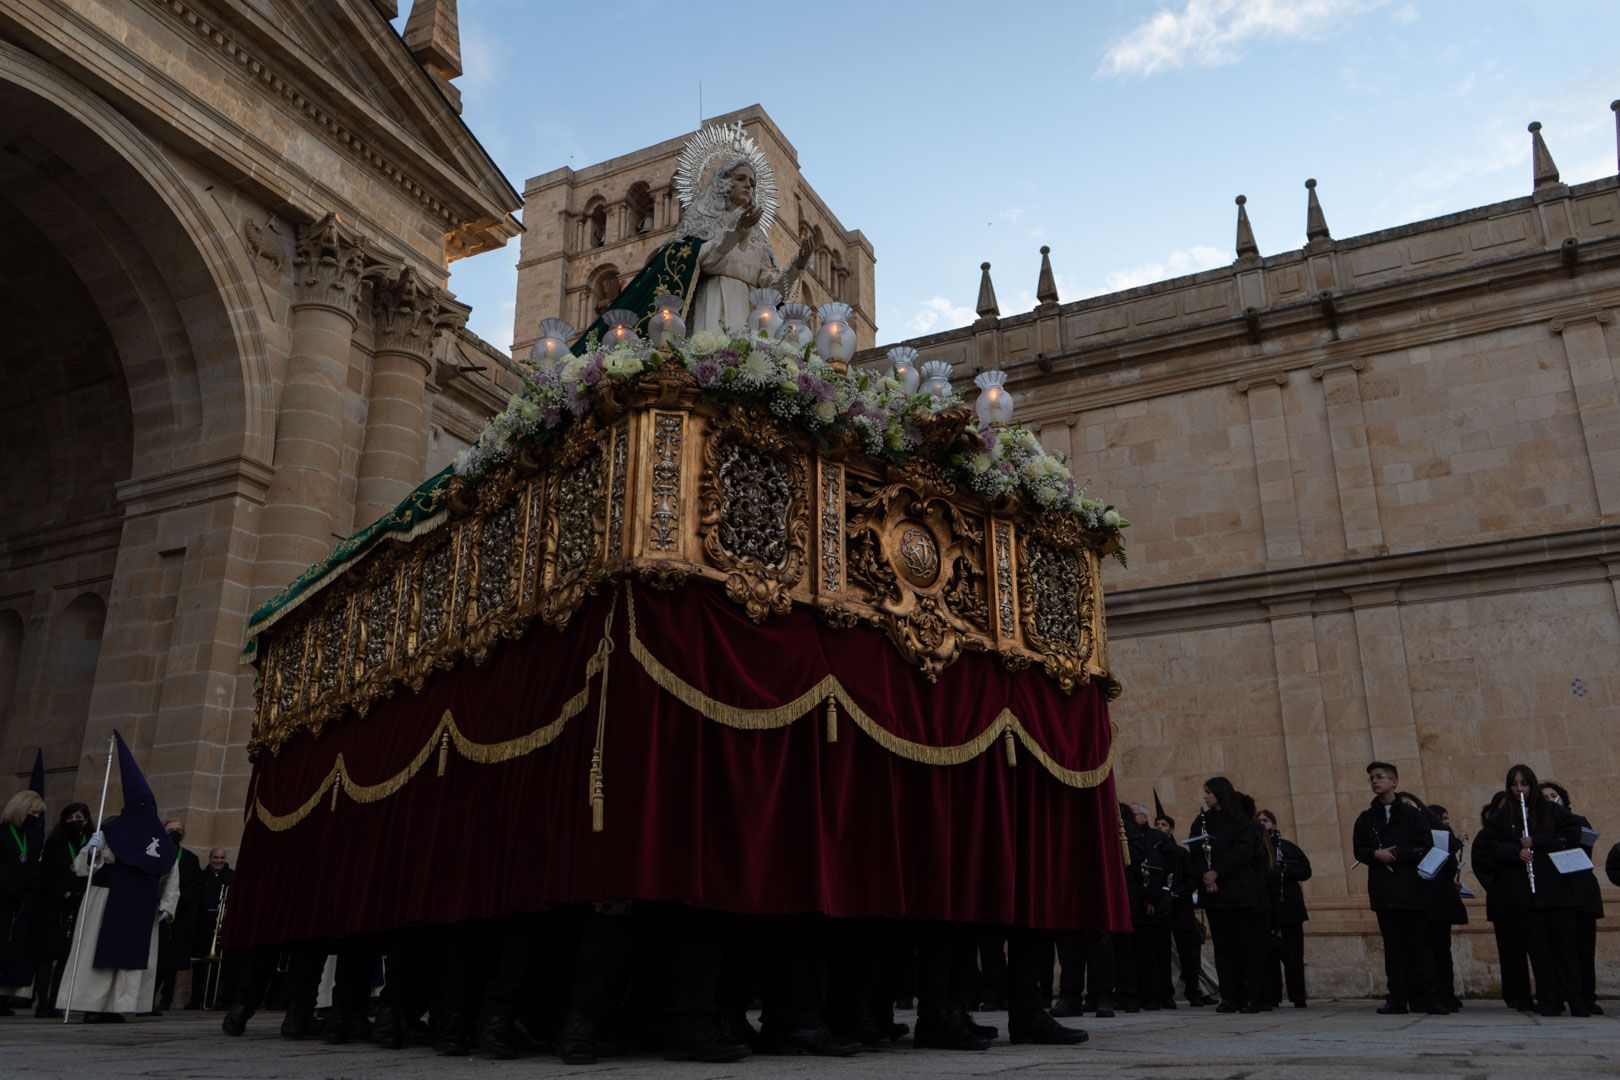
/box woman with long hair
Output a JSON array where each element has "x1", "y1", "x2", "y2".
[
  {"x1": 1193, "y1": 777, "x2": 1265, "y2": 1013},
  {"x1": 27, "y1": 802, "x2": 90, "y2": 1018},
  {"x1": 1487, "y1": 763, "x2": 1584, "y2": 1017},
  {"x1": 0, "y1": 790, "x2": 46, "y2": 1015},
  {"x1": 1423, "y1": 803, "x2": 1467, "y2": 1012},
  {"x1": 1472, "y1": 791, "x2": 1531, "y2": 1010},
  {"x1": 1537, "y1": 780, "x2": 1602, "y2": 1016}
]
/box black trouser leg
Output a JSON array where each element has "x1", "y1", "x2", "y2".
[
  {"x1": 1209, "y1": 909, "x2": 1241, "y2": 1005},
  {"x1": 1493, "y1": 916, "x2": 1531, "y2": 1006},
  {"x1": 976, "y1": 936, "x2": 1007, "y2": 1009},
  {"x1": 570, "y1": 908, "x2": 635, "y2": 1018},
  {"x1": 1171, "y1": 901, "x2": 1203, "y2": 998},
  {"x1": 1137, "y1": 921, "x2": 1172, "y2": 1006},
  {"x1": 1528, "y1": 907, "x2": 1580, "y2": 1013},
  {"x1": 1054, "y1": 932, "x2": 1085, "y2": 1001},
  {"x1": 1389, "y1": 910, "x2": 1437, "y2": 1007},
  {"x1": 949, "y1": 933, "x2": 978, "y2": 1011},
  {"x1": 1576, "y1": 913, "x2": 1596, "y2": 1010},
  {"x1": 1374, "y1": 910, "x2": 1408, "y2": 1003},
  {"x1": 1429, "y1": 923, "x2": 1455, "y2": 1005},
  {"x1": 759, "y1": 914, "x2": 827, "y2": 1032},
  {"x1": 1005, "y1": 929, "x2": 1049, "y2": 1020},
  {"x1": 913, "y1": 924, "x2": 954, "y2": 1011},
  {"x1": 1279, "y1": 923, "x2": 1306, "y2": 1004},
  {"x1": 1111, "y1": 930, "x2": 1137, "y2": 1008},
  {"x1": 1262, "y1": 921, "x2": 1283, "y2": 1006},
  {"x1": 664, "y1": 907, "x2": 724, "y2": 1037},
  {"x1": 826, "y1": 919, "x2": 881, "y2": 1034}
]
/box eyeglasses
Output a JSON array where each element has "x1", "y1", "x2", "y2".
[{"x1": 1367, "y1": 774, "x2": 1393, "y2": 782}]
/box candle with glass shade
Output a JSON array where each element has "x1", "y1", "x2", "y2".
[
  {"x1": 888, "y1": 346, "x2": 921, "y2": 395},
  {"x1": 648, "y1": 295, "x2": 686, "y2": 348},
  {"x1": 530, "y1": 319, "x2": 575, "y2": 368},
  {"x1": 973, "y1": 369, "x2": 1015, "y2": 428}
]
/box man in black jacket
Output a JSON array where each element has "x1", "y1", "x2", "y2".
[{"x1": 1351, "y1": 761, "x2": 1440, "y2": 1015}]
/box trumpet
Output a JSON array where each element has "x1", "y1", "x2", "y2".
[{"x1": 201, "y1": 885, "x2": 229, "y2": 1010}]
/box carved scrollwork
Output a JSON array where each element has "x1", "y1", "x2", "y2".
[
  {"x1": 697, "y1": 408, "x2": 809, "y2": 622},
  {"x1": 1016, "y1": 514, "x2": 1096, "y2": 692},
  {"x1": 843, "y1": 477, "x2": 984, "y2": 681},
  {"x1": 541, "y1": 447, "x2": 607, "y2": 628}
]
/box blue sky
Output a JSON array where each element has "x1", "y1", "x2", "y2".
[{"x1": 410, "y1": 1, "x2": 1620, "y2": 353}]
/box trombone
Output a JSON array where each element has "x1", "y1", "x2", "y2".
[{"x1": 201, "y1": 885, "x2": 229, "y2": 1011}]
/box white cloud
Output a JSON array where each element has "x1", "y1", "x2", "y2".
[
  {"x1": 1101, "y1": 245, "x2": 1226, "y2": 292},
  {"x1": 1392, "y1": 3, "x2": 1419, "y2": 23},
  {"x1": 906, "y1": 296, "x2": 977, "y2": 335},
  {"x1": 999, "y1": 207, "x2": 1026, "y2": 223},
  {"x1": 1098, "y1": 0, "x2": 1380, "y2": 78}
]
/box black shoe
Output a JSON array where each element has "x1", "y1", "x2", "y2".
[
  {"x1": 371, "y1": 1004, "x2": 404, "y2": 1050},
  {"x1": 1591, "y1": 1003, "x2": 1604, "y2": 1015},
  {"x1": 1009, "y1": 1009, "x2": 1089, "y2": 1045},
  {"x1": 280, "y1": 1005, "x2": 317, "y2": 1039},
  {"x1": 222, "y1": 1004, "x2": 252, "y2": 1036},
  {"x1": 183, "y1": 1002, "x2": 200, "y2": 1011},
  {"x1": 844, "y1": 1007, "x2": 899, "y2": 1048},
  {"x1": 1376, "y1": 1002, "x2": 1410, "y2": 1015},
  {"x1": 1424, "y1": 1002, "x2": 1450, "y2": 1016},
  {"x1": 758, "y1": 1024, "x2": 861, "y2": 1056},
  {"x1": 435, "y1": 1010, "x2": 472, "y2": 1056},
  {"x1": 1539, "y1": 1007, "x2": 1564, "y2": 1018},
  {"x1": 1240, "y1": 1003, "x2": 1262, "y2": 1014},
  {"x1": 478, "y1": 1007, "x2": 519, "y2": 1060},
  {"x1": 1050, "y1": 996, "x2": 1085, "y2": 1018},
  {"x1": 322, "y1": 1003, "x2": 354, "y2": 1044},
  {"x1": 557, "y1": 1012, "x2": 598, "y2": 1065},
  {"x1": 882, "y1": 1020, "x2": 910, "y2": 1040},
  {"x1": 0, "y1": 1005, "x2": 12, "y2": 1017},
  {"x1": 1142, "y1": 1001, "x2": 1162, "y2": 1011},
  {"x1": 961, "y1": 1009, "x2": 998, "y2": 1040},
  {"x1": 912, "y1": 1006, "x2": 991, "y2": 1051},
  {"x1": 35, "y1": 1006, "x2": 65, "y2": 1020},
  {"x1": 1093, "y1": 1005, "x2": 1117, "y2": 1018},
  {"x1": 665, "y1": 1018, "x2": 752, "y2": 1063},
  {"x1": 1216, "y1": 1002, "x2": 1239, "y2": 1014},
  {"x1": 1291, "y1": 1000, "x2": 1309, "y2": 1009},
  {"x1": 1160, "y1": 998, "x2": 1178, "y2": 1010},
  {"x1": 84, "y1": 1012, "x2": 126, "y2": 1023},
  {"x1": 1185, "y1": 995, "x2": 1206, "y2": 1007},
  {"x1": 1570, "y1": 1007, "x2": 1593, "y2": 1018},
  {"x1": 720, "y1": 1010, "x2": 761, "y2": 1051}
]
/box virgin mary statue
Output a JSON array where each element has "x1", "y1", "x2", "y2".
[{"x1": 670, "y1": 122, "x2": 813, "y2": 334}]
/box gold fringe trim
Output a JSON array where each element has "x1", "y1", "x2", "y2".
[
  {"x1": 252, "y1": 647, "x2": 607, "y2": 832},
  {"x1": 625, "y1": 588, "x2": 1113, "y2": 789}
]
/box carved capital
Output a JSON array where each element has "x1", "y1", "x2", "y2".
[
  {"x1": 293, "y1": 213, "x2": 369, "y2": 318},
  {"x1": 1309, "y1": 356, "x2": 1366, "y2": 380},
  {"x1": 1234, "y1": 371, "x2": 1290, "y2": 393},
  {"x1": 1549, "y1": 310, "x2": 1614, "y2": 335},
  {"x1": 372, "y1": 267, "x2": 468, "y2": 360}
]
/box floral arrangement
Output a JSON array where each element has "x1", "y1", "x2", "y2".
[{"x1": 455, "y1": 330, "x2": 1127, "y2": 557}]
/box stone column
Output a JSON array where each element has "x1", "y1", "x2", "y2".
[
  {"x1": 1236, "y1": 374, "x2": 1305, "y2": 568},
  {"x1": 353, "y1": 268, "x2": 456, "y2": 527},
  {"x1": 1346, "y1": 586, "x2": 1426, "y2": 791},
  {"x1": 252, "y1": 214, "x2": 367, "y2": 601},
  {"x1": 1311, "y1": 357, "x2": 1387, "y2": 556},
  {"x1": 1550, "y1": 311, "x2": 1620, "y2": 521}
]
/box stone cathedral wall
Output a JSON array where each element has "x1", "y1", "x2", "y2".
[{"x1": 874, "y1": 171, "x2": 1620, "y2": 996}]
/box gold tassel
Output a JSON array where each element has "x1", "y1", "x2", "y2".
[
  {"x1": 589, "y1": 592, "x2": 618, "y2": 834},
  {"x1": 1002, "y1": 728, "x2": 1017, "y2": 767},
  {"x1": 436, "y1": 727, "x2": 450, "y2": 777},
  {"x1": 825, "y1": 697, "x2": 838, "y2": 742},
  {"x1": 329, "y1": 775, "x2": 340, "y2": 811}
]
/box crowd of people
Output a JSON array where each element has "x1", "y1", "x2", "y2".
[
  {"x1": 3, "y1": 760, "x2": 1616, "y2": 1063},
  {"x1": 0, "y1": 794, "x2": 233, "y2": 1019}
]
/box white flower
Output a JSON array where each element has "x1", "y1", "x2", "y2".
[
  {"x1": 687, "y1": 330, "x2": 725, "y2": 357},
  {"x1": 813, "y1": 400, "x2": 837, "y2": 425},
  {"x1": 736, "y1": 353, "x2": 774, "y2": 386},
  {"x1": 560, "y1": 356, "x2": 588, "y2": 385},
  {"x1": 453, "y1": 448, "x2": 471, "y2": 474},
  {"x1": 603, "y1": 346, "x2": 644, "y2": 378},
  {"x1": 1102, "y1": 509, "x2": 1121, "y2": 528}
]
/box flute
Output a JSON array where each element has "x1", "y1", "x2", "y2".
[{"x1": 1518, "y1": 790, "x2": 1536, "y2": 896}]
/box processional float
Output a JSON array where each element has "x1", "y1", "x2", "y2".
[{"x1": 227, "y1": 123, "x2": 1133, "y2": 948}]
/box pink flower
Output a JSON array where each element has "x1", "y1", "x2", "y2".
[{"x1": 694, "y1": 359, "x2": 722, "y2": 387}]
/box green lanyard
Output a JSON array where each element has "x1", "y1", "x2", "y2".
[
  {"x1": 67, "y1": 837, "x2": 82, "y2": 862},
  {"x1": 6, "y1": 824, "x2": 25, "y2": 862}
]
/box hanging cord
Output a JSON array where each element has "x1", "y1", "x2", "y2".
[{"x1": 589, "y1": 589, "x2": 619, "y2": 833}]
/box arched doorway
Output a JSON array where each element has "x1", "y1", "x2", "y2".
[{"x1": 0, "y1": 45, "x2": 275, "y2": 845}]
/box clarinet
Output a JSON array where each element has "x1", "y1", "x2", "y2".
[{"x1": 1518, "y1": 790, "x2": 1537, "y2": 896}]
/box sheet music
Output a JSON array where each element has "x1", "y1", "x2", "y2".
[{"x1": 1548, "y1": 848, "x2": 1594, "y2": 874}]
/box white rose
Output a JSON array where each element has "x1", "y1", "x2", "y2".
[
  {"x1": 813, "y1": 400, "x2": 837, "y2": 424},
  {"x1": 687, "y1": 330, "x2": 724, "y2": 357},
  {"x1": 1102, "y1": 509, "x2": 1121, "y2": 528}
]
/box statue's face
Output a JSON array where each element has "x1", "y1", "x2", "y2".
[{"x1": 727, "y1": 166, "x2": 755, "y2": 209}]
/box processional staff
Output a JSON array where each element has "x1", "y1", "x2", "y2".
[{"x1": 62, "y1": 733, "x2": 117, "y2": 1024}]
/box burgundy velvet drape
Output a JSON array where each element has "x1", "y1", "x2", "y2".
[{"x1": 228, "y1": 581, "x2": 1129, "y2": 948}]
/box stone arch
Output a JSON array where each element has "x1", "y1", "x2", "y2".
[
  {"x1": 584, "y1": 196, "x2": 608, "y2": 249},
  {"x1": 626, "y1": 182, "x2": 654, "y2": 235},
  {"x1": 33, "y1": 594, "x2": 107, "y2": 768},
  {"x1": 590, "y1": 264, "x2": 622, "y2": 317},
  {"x1": 0, "y1": 42, "x2": 274, "y2": 472}
]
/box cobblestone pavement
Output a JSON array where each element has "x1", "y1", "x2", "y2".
[{"x1": 5, "y1": 1002, "x2": 1619, "y2": 1079}]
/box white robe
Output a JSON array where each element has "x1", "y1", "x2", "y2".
[{"x1": 55, "y1": 844, "x2": 179, "y2": 1016}]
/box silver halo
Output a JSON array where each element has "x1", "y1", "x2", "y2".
[{"x1": 673, "y1": 121, "x2": 778, "y2": 237}]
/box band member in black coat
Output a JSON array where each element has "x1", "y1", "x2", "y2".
[
  {"x1": 1154, "y1": 811, "x2": 1214, "y2": 1007},
  {"x1": 1126, "y1": 803, "x2": 1176, "y2": 1012},
  {"x1": 1538, "y1": 780, "x2": 1603, "y2": 1016},
  {"x1": 1351, "y1": 761, "x2": 1439, "y2": 1014},
  {"x1": 1257, "y1": 809, "x2": 1311, "y2": 1008},
  {"x1": 27, "y1": 803, "x2": 89, "y2": 1018},
  {"x1": 1472, "y1": 792, "x2": 1531, "y2": 1010},
  {"x1": 1421, "y1": 803, "x2": 1467, "y2": 1013},
  {"x1": 1487, "y1": 764, "x2": 1584, "y2": 1017},
  {"x1": 1191, "y1": 777, "x2": 1265, "y2": 1013}
]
